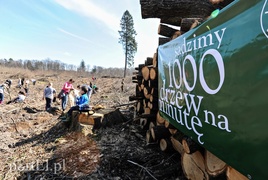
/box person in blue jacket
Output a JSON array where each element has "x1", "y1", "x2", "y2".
[{"x1": 62, "y1": 86, "x2": 89, "y2": 122}]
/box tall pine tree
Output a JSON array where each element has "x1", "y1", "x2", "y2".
[{"x1": 118, "y1": 10, "x2": 137, "y2": 78}]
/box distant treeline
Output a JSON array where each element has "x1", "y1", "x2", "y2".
[{"x1": 0, "y1": 58, "x2": 133, "y2": 77}]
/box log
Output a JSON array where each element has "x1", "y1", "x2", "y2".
[
  {"x1": 158, "y1": 24, "x2": 179, "y2": 37},
  {"x1": 149, "y1": 67, "x2": 158, "y2": 80},
  {"x1": 101, "y1": 109, "x2": 127, "y2": 128},
  {"x1": 146, "y1": 130, "x2": 155, "y2": 143},
  {"x1": 171, "y1": 30, "x2": 182, "y2": 40},
  {"x1": 77, "y1": 113, "x2": 101, "y2": 125},
  {"x1": 164, "y1": 119, "x2": 176, "y2": 129},
  {"x1": 136, "y1": 101, "x2": 144, "y2": 114},
  {"x1": 226, "y1": 166, "x2": 248, "y2": 180},
  {"x1": 180, "y1": 18, "x2": 203, "y2": 32},
  {"x1": 143, "y1": 86, "x2": 152, "y2": 96},
  {"x1": 144, "y1": 107, "x2": 151, "y2": 114},
  {"x1": 149, "y1": 121, "x2": 156, "y2": 130},
  {"x1": 159, "y1": 37, "x2": 171, "y2": 45},
  {"x1": 182, "y1": 136, "x2": 201, "y2": 154},
  {"x1": 149, "y1": 101, "x2": 158, "y2": 111},
  {"x1": 153, "y1": 52, "x2": 158, "y2": 68},
  {"x1": 136, "y1": 85, "x2": 143, "y2": 97},
  {"x1": 139, "y1": 113, "x2": 156, "y2": 119},
  {"x1": 160, "y1": 17, "x2": 182, "y2": 26},
  {"x1": 143, "y1": 98, "x2": 149, "y2": 108},
  {"x1": 140, "y1": 0, "x2": 215, "y2": 19},
  {"x1": 159, "y1": 138, "x2": 174, "y2": 152},
  {"x1": 151, "y1": 125, "x2": 171, "y2": 141},
  {"x1": 145, "y1": 57, "x2": 153, "y2": 66},
  {"x1": 148, "y1": 79, "x2": 158, "y2": 88},
  {"x1": 140, "y1": 118, "x2": 150, "y2": 130},
  {"x1": 181, "y1": 151, "x2": 209, "y2": 180},
  {"x1": 168, "y1": 128, "x2": 177, "y2": 135},
  {"x1": 141, "y1": 66, "x2": 150, "y2": 80},
  {"x1": 142, "y1": 79, "x2": 149, "y2": 87},
  {"x1": 129, "y1": 95, "x2": 143, "y2": 101},
  {"x1": 205, "y1": 150, "x2": 227, "y2": 176},
  {"x1": 70, "y1": 111, "x2": 94, "y2": 136},
  {"x1": 151, "y1": 87, "x2": 158, "y2": 97},
  {"x1": 135, "y1": 64, "x2": 145, "y2": 71},
  {"x1": 170, "y1": 136, "x2": 184, "y2": 154},
  {"x1": 156, "y1": 111, "x2": 165, "y2": 124},
  {"x1": 210, "y1": 0, "x2": 235, "y2": 9}
]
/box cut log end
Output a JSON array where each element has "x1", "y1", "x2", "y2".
[
  {"x1": 205, "y1": 150, "x2": 227, "y2": 177},
  {"x1": 226, "y1": 166, "x2": 249, "y2": 180},
  {"x1": 182, "y1": 151, "x2": 209, "y2": 180}
]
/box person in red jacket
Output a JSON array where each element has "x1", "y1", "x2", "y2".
[{"x1": 60, "y1": 79, "x2": 74, "y2": 111}]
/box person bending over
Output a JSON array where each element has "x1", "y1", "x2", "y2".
[
  {"x1": 62, "y1": 86, "x2": 89, "y2": 122},
  {"x1": 7, "y1": 91, "x2": 26, "y2": 104}
]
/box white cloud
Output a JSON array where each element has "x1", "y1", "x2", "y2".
[
  {"x1": 57, "y1": 27, "x2": 92, "y2": 42},
  {"x1": 54, "y1": 0, "x2": 119, "y2": 36},
  {"x1": 63, "y1": 51, "x2": 71, "y2": 56}
]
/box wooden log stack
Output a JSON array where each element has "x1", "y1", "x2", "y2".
[{"x1": 132, "y1": 0, "x2": 249, "y2": 179}]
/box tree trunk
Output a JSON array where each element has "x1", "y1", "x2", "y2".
[
  {"x1": 153, "y1": 52, "x2": 158, "y2": 67},
  {"x1": 160, "y1": 17, "x2": 182, "y2": 26},
  {"x1": 159, "y1": 37, "x2": 171, "y2": 45},
  {"x1": 140, "y1": 0, "x2": 215, "y2": 19},
  {"x1": 180, "y1": 18, "x2": 203, "y2": 32},
  {"x1": 171, "y1": 31, "x2": 183, "y2": 40},
  {"x1": 146, "y1": 130, "x2": 155, "y2": 143},
  {"x1": 160, "y1": 138, "x2": 174, "y2": 152},
  {"x1": 151, "y1": 125, "x2": 171, "y2": 141},
  {"x1": 158, "y1": 24, "x2": 179, "y2": 37},
  {"x1": 181, "y1": 151, "x2": 209, "y2": 180},
  {"x1": 149, "y1": 67, "x2": 158, "y2": 80},
  {"x1": 145, "y1": 57, "x2": 153, "y2": 66},
  {"x1": 226, "y1": 166, "x2": 248, "y2": 180},
  {"x1": 168, "y1": 128, "x2": 177, "y2": 135},
  {"x1": 170, "y1": 136, "x2": 184, "y2": 154},
  {"x1": 141, "y1": 66, "x2": 150, "y2": 80},
  {"x1": 129, "y1": 95, "x2": 143, "y2": 101},
  {"x1": 156, "y1": 111, "x2": 166, "y2": 124},
  {"x1": 182, "y1": 136, "x2": 201, "y2": 154},
  {"x1": 135, "y1": 64, "x2": 145, "y2": 71},
  {"x1": 136, "y1": 100, "x2": 144, "y2": 114},
  {"x1": 205, "y1": 150, "x2": 227, "y2": 177},
  {"x1": 124, "y1": 42, "x2": 127, "y2": 78}
]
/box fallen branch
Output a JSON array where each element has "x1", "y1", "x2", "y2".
[
  {"x1": 11, "y1": 117, "x2": 19, "y2": 133},
  {"x1": 127, "y1": 160, "x2": 158, "y2": 180},
  {"x1": 111, "y1": 102, "x2": 136, "y2": 108}
]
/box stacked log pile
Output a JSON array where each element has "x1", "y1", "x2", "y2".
[{"x1": 131, "y1": 0, "x2": 249, "y2": 179}]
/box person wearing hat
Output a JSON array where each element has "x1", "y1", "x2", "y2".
[
  {"x1": 61, "y1": 79, "x2": 75, "y2": 111},
  {"x1": 62, "y1": 86, "x2": 89, "y2": 122}
]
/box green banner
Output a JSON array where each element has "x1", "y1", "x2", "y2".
[{"x1": 158, "y1": 0, "x2": 268, "y2": 179}]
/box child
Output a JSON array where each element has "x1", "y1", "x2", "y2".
[
  {"x1": 7, "y1": 91, "x2": 26, "y2": 104},
  {"x1": 61, "y1": 86, "x2": 89, "y2": 122},
  {"x1": 43, "y1": 82, "x2": 56, "y2": 111}
]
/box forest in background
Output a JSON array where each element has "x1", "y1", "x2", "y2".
[{"x1": 0, "y1": 58, "x2": 134, "y2": 78}]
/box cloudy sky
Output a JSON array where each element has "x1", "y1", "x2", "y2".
[{"x1": 0, "y1": 0, "x2": 160, "y2": 68}]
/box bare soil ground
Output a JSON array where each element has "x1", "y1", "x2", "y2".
[{"x1": 0, "y1": 70, "x2": 185, "y2": 180}]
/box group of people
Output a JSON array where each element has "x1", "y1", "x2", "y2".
[
  {"x1": 43, "y1": 78, "x2": 97, "y2": 122},
  {"x1": 0, "y1": 77, "x2": 97, "y2": 123},
  {"x1": 0, "y1": 78, "x2": 30, "y2": 105}
]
